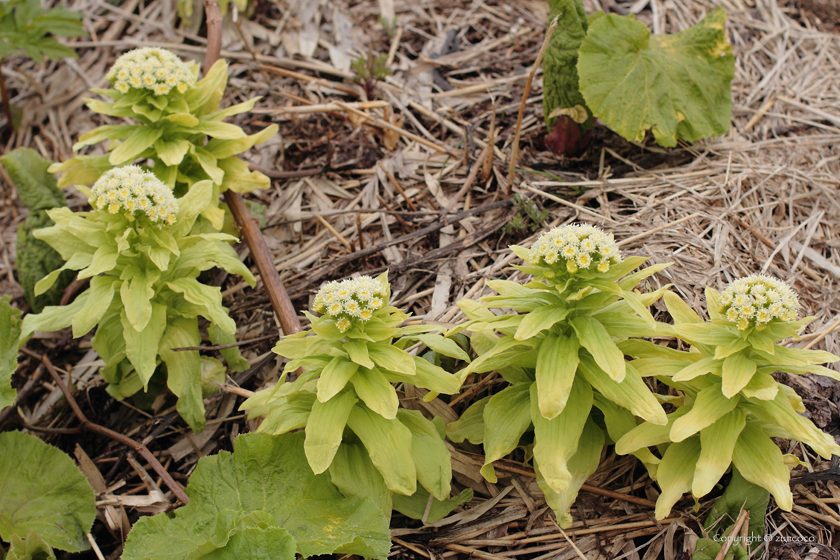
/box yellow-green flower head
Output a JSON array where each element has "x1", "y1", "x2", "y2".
[
  {"x1": 528, "y1": 224, "x2": 621, "y2": 276},
  {"x1": 90, "y1": 166, "x2": 178, "y2": 226},
  {"x1": 720, "y1": 275, "x2": 800, "y2": 330},
  {"x1": 106, "y1": 48, "x2": 196, "y2": 95},
  {"x1": 312, "y1": 275, "x2": 389, "y2": 333}
]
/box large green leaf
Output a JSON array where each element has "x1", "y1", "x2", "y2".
[
  {"x1": 159, "y1": 317, "x2": 206, "y2": 433},
  {"x1": 534, "y1": 333, "x2": 580, "y2": 420},
  {"x1": 0, "y1": 432, "x2": 95, "y2": 553},
  {"x1": 542, "y1": 0, "x2": 590, "y2": 132},
  {"x1": 0, "y1": 296, "x2": 21, "y2": 409},
  {"x1": 305, "y1": 390, "x2": 358, "y2": 474},
  {"x1": 654, "y1": 437, "x2": 701, "y2": 519},
  {"x1": 122, "y1": 303, "x2": 167, "y2": 387},
  {"x1": 577, "y1": 8, "x2": 734, "y2": 147},
  {"x1": 121, "y1": 433, "x2": 391, "y2": 560},
  {"x1": 347, "y1": 405, "x2": 417, "y2": 496},
  {"x1": 0, "y1": 149, "x2": 65, "y2": 211},
  {"x1": 481, "y1": 382, "x2": 533, "y2": 483},
  {"x1": 397, "y1": 410, "x2": 452, "y2": 501}
]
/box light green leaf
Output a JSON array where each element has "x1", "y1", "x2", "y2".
[
  {"x1": 674, "y1": 323, "x2": 739, "y2": 346},
  {"x1": 535, "y1": 333, "x2": 580, "y2": 420},
  {"x1": 0, "y1": 297, "x2": 22, "y2": 409},
  {"x1": 122, "y1": 303, "x2": 167, "y2": 387},
  {"x1": 392, "y1": 487, "x2": 473, "y2": 524},
  {"x1": 0, "y1": 432, "x2": 95, "y2": 553},
  {"x1": 208, "y1": 322, "x2": 250, "y2": 373},
  {"x1": 191, "y1": 146, "x2": 224, "y2": 184},
  {"x1": 480, "y1": 382, "x2": 533, "y2": 483},
  {"x1": 579, "y1": 357, "x2": 666, "y2": 425},
  {"x1": 368, "y1": 343, "x2": 416, "y2": 375},
  {"x1": 404, "y1": 333, "x2": 470, "y2": 362},
  {"x1": 672, "y1": 356, "x2": 722, "y2": 382},
  {"x1": 120, "y1": 267, "x2": 159, "y2": 331},
  {"x1": 731, "y1": 421, "x2": 793, "y2": 511},
  {"x1": 218, "y1": 157, "x2": 271, "y2": 193},
  {"x1": 530, "y1": 376, "x2": 592, "y2": 495},
  {"x1": 153, "y1": 137, "x2": 191, "y2": 167},
  {"x1": 615, "y1": 408, "x2": 688, "y2": 455},
  {"x1": 191, "y1": 120, "x2": 246, "y2": 139},
  {"x1": 663, "y1": 291, "x2": 702, "y2": 324},
  {"x1": 670, "y1": 386, "x2": 740, "y2": 442},
  {"x1": 159, "y1": 317, "x2": 205, "y2": 433},
  {"x1": 256, "y1": 392, "x2": 315, "y2": 435},
  {"x1": 316, "y1": 356, "x2": 360, "y2": 403},
  {"x1": 398, "y1": 410, "x2": 452, "y2": 500},
  {"x1": 446, "y1": 397, "x2": 487, "y2": 445},
  {"x1": 166, "y1": 277, "x2": 235, "y2": 334},
  {"x1": 655, "y1": 437, "x2": 701, "y2": 519},
  {"x1": 347, "y1": 405, "x2": 417, "y2": 496},
  {"x1": 20, "y1": 292, "x2": 89, "y2": 340},
  {"x1": 121, "y1": 432, "x2": 391, "y2": 559},
  {"x1": 170, "y1": 180, "x2": 214, "y2": 238},
  {"x1": 201, "y1": 526, "x2": 296, "y2": 560},
  {"x1": 692, "y1": 408, "x2": 745, "y2": 498},
  {"x1": 6, "y1": 530, "x2": 57, "y2": 560},
  {"x1": 571, "y1": 316, "x2": 625, "y2": 381},
  {"x1": 514, "y1": 305, "x2": 571, "y2": 341},
  {"x1": 70, "y1": 275, "x2": 115, "y2": 337},
  {"x1": 344, "y1": 339, "x2": 375, "y2": 368},
  {"x1": 721, "y1": 353, "x2": 757, "y2": 398},
  {"x1": 204, "y1": 125, "x2": 278, "y2": 160},
  {"x1": 537, "y1": 418, "x2": 604, "y2": 528},
  {"x1": 109, "y1": 126, "x2": 163, "y2": 165},
  {"x1": 350, "y1": 367, "x2": 399, "y2": 419},
  {"x1": 740, "y1": 372, "x2": 778, "y2": 401},
  {"x1": 329, "y1": 440, "x2": 392, "y2": 516},
  {"x1": 578, "y1": 8, "x2": 734, "y2": 147},
  {"x1": 305, "y1": 390, "x2": 358, "y2": 474}
]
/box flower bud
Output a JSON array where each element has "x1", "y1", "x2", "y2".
[
  {"x1": 106, "y1": 48, "x2": 196, "y2": 96},
  {"x1": 90, "y1": 166, "x2": 178, "y2": 226},
  {"x1": 312, "y1": 276, "x2": 389, "y2": 333},
  {"x1": 720, "y1": 275, "x2": 799, "y2": 330},
  {"x1": 528, "y1": 224, "x2": 621, "y2": 276}
]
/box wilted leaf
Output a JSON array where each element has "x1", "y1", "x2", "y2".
[{"x1": 578, "y1": 8, "x2": 734, "y2": 147}]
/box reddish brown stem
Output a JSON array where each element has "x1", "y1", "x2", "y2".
[
  {"x1": 201, "y1": 0, "x2": 302, "y2": 338},
  {"x1": 22, "y1": 348, "x2": 190, "y2": 505}
]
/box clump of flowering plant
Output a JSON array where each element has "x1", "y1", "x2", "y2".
[
  {"x1": 448, "y1": 224, "x2": 671, "y2": 527},
  {"x1": 241, "y1": 273, "x2": 470, "y2": 520},
  {"x1": 21, "y1": 168, "x2": 255, "y2": 432},
  {"x1": 50, "y1": 48, "x2": 277, "y2": 228},
  {"x1": 617, "y1": 279, "x2": 840, "y2": 519}
]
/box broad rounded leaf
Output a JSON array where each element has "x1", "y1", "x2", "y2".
[
  {"x1": 0, "y1": 432, "x2": 95, "y2": 552},
  {"x1": 578, "y1": 8, "x2": 734, "y2": 147},
  {"x1": 122, "y1": 433, "x2": 390, "y2": 560}
]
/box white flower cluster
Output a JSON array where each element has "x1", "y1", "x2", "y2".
[
  {"x1": 529, "y1": 224, "x2": 622, "y2": 275},
  {"x1": 106, "y1": 48, "x2": 196, "y2": 96},
  {"x1": 720, "y1": 275, "x2": 800, "y2": 330},
  {"x1": 90, "y1": 166, "x2": 178, "y2": 226},
  {"x1": 312, "y1": 276, "x2": 388, "y2": 333}
]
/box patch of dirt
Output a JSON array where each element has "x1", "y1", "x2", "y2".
[{"x1": 786, "y1": 0, "x2": 840, "y2": 33}]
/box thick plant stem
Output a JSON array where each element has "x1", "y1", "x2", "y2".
[
  {"x1": 224, "y1": 190, "x2": 302, "y2": 337},
  {"x1": 201, "y1": 0, "x2": 302, "y2": 337},
  {"x1": 0, "y1": 61, "x2": 14, "y2": 132}
]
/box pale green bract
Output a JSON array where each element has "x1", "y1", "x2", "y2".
[
  {"x1": 121, "y1": 432, "x2": 391, "y2": 560},
  {"x1": 618, "y1": 285, "x2": 840, "y2": 519},
  {"x1": 20, "y1": 178, "x2": 256, "y2": 433},
  {"x1": 577, "y1": 7, "x2": 734, "y2": 147},
  {"x1": 241, "y1": 272, "x2": 468, "y2": 521},
  {"x1": 0, "y1": 432, "x2": 96, "y2": 554},
  {"x1": 447, "y1": 224, "x2": 671, "y2": 527}
]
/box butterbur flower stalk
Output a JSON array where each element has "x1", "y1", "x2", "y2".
[
  {"x1": 21, "y1": 171, "x2": 255, "y2": 433},
  {"x1": 241, "y1": 273, "x2": 472, "y2": 521},
  {"x1": 448, "y1": 223, "x2": 672, "y2": 527},
  {"x1": 618, "y1": 276, "x2": 840, "y2": 519}
]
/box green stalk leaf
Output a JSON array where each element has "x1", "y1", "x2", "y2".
[
  {"x1": 347, "y1": 404, "x2": 417, "y2": 495},
  {"x1": 535, "y1": 333, "x2": 580, "y2": 419},
  {"x1": 693, "y1": 408, "x2": 746, "y2": 498},
  {"x1": 654, "y1": 437, "x2": 701, "y2": 519},
  {"x1": 731, "y1": 421, "x2": 793, "y2": 511},
  {"x1": 480, "y1": 382, "x2": 533, "y2": 483},
  {"x1": 571, "y1": 316, "x2": 626, "y2": 381},
  {"x1": 305, "y1": 390, "x2": 358, "y2": 474},
  {"x1": 670, "y1": 386, "x2": 740, "y2": 442},
  {"x1": 350, "y1": 367, "x2": 399, "y2": 419},
  {"x1": 721, "y1": 353, "x2": 757, "y2": 398},
  {"x1": 316, "y1": 357, "x2": 360, "y2": 403}
]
